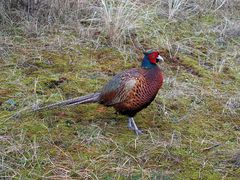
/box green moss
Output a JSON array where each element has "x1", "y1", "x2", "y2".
[
  {"x1": 180, "y1": 55, "x2": 210, "y2": 78},
  {"x1": 20, "y1": 120, "x2": 48, "y2": 137},
  {"x1": 201, "y1": 14, "x2": 218, "y2": 25}
]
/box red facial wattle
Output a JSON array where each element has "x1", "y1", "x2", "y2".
[{"x1": 148, "y1": 52, "x2": 159, "y2": 64}]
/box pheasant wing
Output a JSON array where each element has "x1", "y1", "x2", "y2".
[{"x1": 99, "y1": 68, "x2": 142, "y2": 106}]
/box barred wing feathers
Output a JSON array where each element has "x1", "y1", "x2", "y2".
[{"x1": 99, "y1": 68, "x2": 143, "y2": 106}]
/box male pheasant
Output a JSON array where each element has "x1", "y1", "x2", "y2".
[{"x1": 35, "y1": 50, "x2": 164, "y2": 135}]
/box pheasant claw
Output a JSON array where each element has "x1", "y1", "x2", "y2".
[{"x1": 134, "y1": 129, "x2": 143, "y2": 135}]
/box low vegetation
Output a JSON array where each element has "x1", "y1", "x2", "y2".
[{"x1": 0, "y1": 0, "x2": 239, "y2": 179}]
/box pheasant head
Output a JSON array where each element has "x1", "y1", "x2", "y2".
[{"x1": 141, "y1": 50, "x2": 164, "y2": 69}]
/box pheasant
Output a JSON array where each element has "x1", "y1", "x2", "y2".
[{"x1": 35, "y1": 50, "x2": 164, "y2": 135}]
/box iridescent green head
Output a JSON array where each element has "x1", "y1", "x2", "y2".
[{"x1": 141, "y1": 50, "x2": 164, "y2": 69}]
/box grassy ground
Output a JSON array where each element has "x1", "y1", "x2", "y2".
[{"x1": 1, "y1": 0, "x2": 240, "y2": 179}]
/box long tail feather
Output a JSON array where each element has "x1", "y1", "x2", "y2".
[{"x1": 33, "y1": 93, "x2": 100, "y2": 111}]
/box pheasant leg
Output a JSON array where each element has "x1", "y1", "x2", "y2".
[{"x1": 128, "y1": 117, "x2": 143, "y2": 135}]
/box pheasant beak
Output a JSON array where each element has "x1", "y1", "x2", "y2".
[{"x1": 156, "y1": 55, "x2": 164, "y2": 63}]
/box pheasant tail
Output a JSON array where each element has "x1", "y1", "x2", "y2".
[{"x1": 34, "y1": 93, "x2": 100, "y2": 111}]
